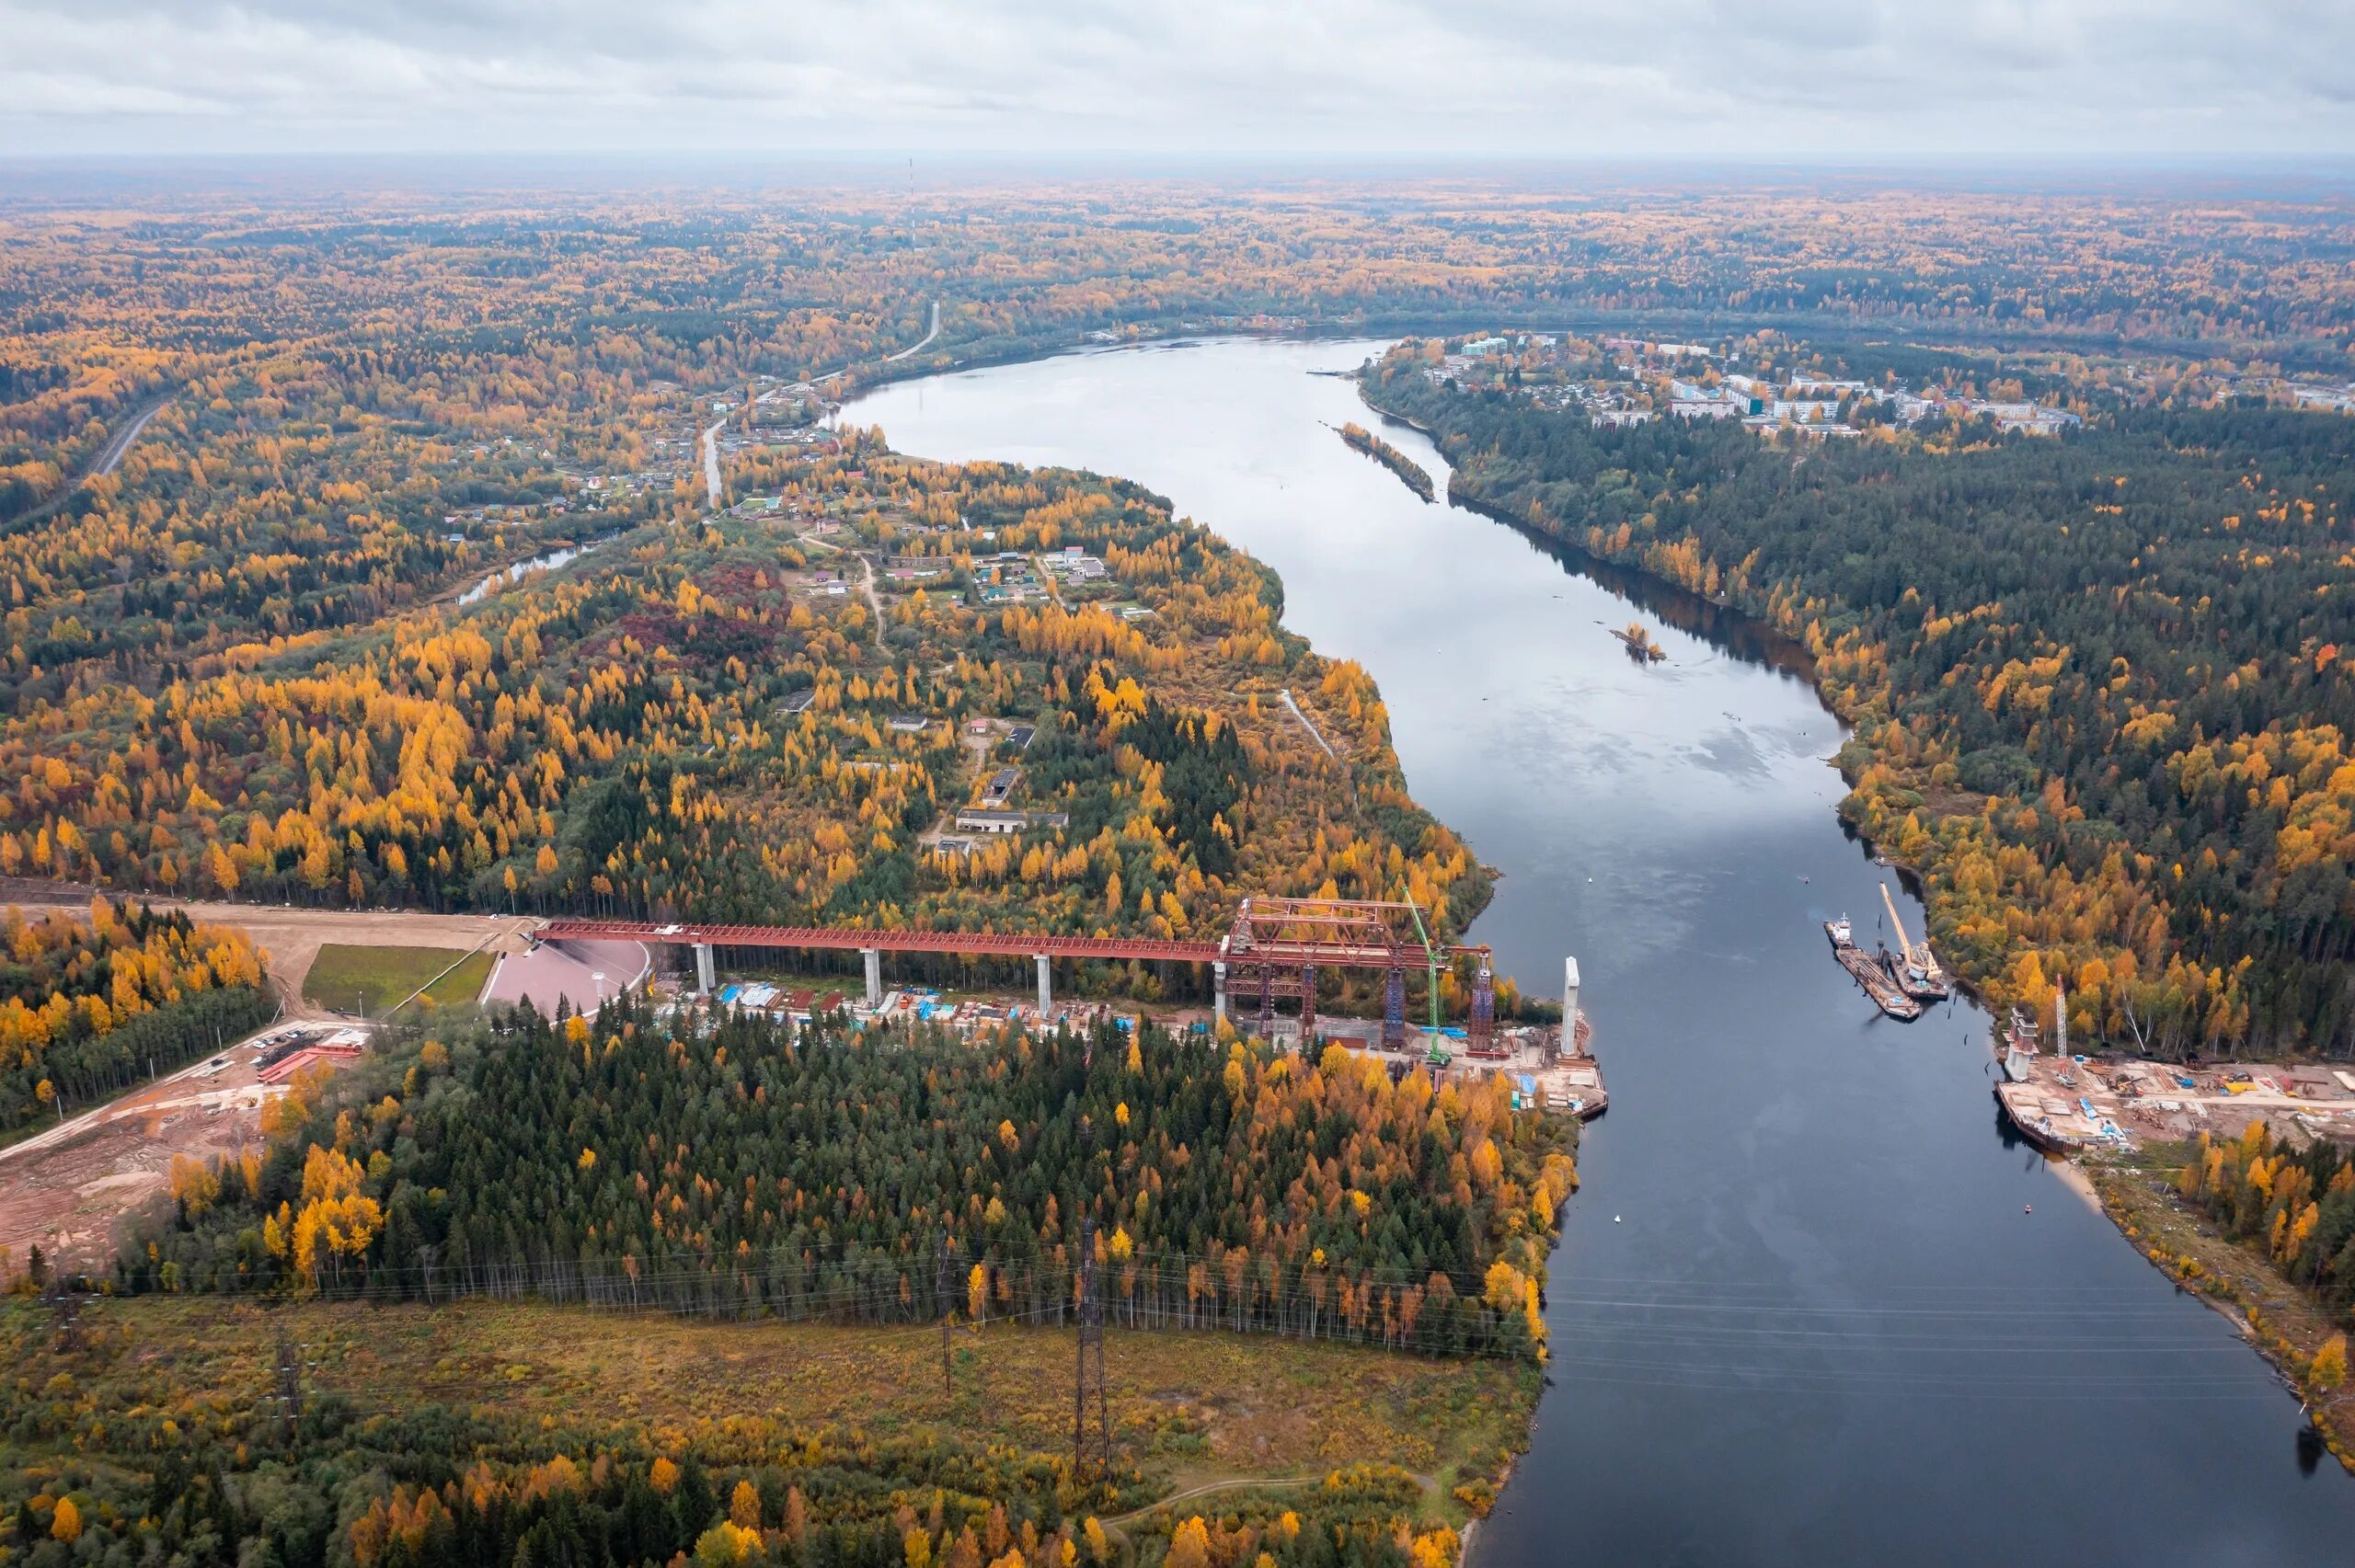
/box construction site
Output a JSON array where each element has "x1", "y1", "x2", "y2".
[
  {"x1": 1993, "y1": 990, "x2": 2355, "y2": 1155},
  {"x1": 543, "y1": 896, "x2": 1606, "y2": 1117},
  {"x1": 0, "y1": 893, "x2": 1599, "y2": 1275},
  {"x1": 0, "y1": 1021, "x2": 364, "y2": 1270}
]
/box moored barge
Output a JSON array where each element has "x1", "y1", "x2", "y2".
[{"x1": 1825, "y1": 915, "x2": 1924, "y2": 1021}]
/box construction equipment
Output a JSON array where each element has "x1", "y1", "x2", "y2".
[
  {"x1": 1220, "y1": 896, "x2": 1446, "y2": 1051},
  {"x1": 1878, "y1": 883, "x2": 1948, "y2": 1001}
]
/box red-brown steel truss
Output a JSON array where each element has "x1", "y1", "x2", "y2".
[
  {"x1": 537, "y1": 896, "x2": 1498, "y2": 1047},
  {"x1": 536, "y1": 897, "x2": 1478, "y2": 972}
]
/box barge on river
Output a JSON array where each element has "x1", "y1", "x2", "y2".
[
  {"x1": 1878, "y1": 884, "x2": 1950, "y2": 1003},
  {"x1": 1993, "y1": 1079, "x2": 2098, "y2": 1154},
  {"x1": 1824, "y1": 915, "x2": 1924, "y2": 1021}
]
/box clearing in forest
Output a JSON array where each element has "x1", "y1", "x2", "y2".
[{"x1": 302, "y1": 944, "x2": 493, "y2": 1015}]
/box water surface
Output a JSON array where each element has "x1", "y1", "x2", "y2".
[
  {"x1": 459, "y1": 541, "x2": 602, "y2": 604},
  {"x1": 847, "y1": 338, "x2": 2355, "y2": 1567}
]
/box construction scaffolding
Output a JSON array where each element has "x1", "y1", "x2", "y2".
[
  {"x1": 1218, "y1": 897, "x2": 1465, "y2": 1051},
  {"x1": 539, "y1": 899, "x2": 1509, "y2": 1051},
  {"x1": 1466, "y1": 951, "x2": 1499, "y2": 1057}
]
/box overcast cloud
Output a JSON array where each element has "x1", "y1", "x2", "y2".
[{"x1": 2, "y1": 0, "x2": 2349, "y2": 159}]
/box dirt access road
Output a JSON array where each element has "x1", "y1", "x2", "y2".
[
  {"x1": 0, "y1": 893, "x2": 539, "y2": 1278},
  {"x1": 0, "y1": 1029, "x2": 291, "y2": 1271},
  {"x1": 182, "y1": 903, "x2": 534, "y2": 1018}
]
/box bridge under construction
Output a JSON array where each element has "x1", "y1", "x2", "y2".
[{"x1": 536, "y1": 896, "x2": 1547, "y2": 1057}]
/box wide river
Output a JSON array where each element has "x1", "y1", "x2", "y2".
[{"x1": 847, "y1": 338, "x2": 2355, "y2": 1565}]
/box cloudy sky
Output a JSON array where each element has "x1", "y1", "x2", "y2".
[{"x1": 3, "y1": 0, "x2": 2349, "y2": 160}]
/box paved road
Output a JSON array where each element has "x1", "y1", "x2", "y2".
[
  {"x1": 0, "y1": 888, "x2": 536, "y2": 1018},
  {"x1": 1278, "y1": 688, "x2": 1338, "y2": 760},
  {"x1": 786, "y1": 298, "x2": 945, "y2": 395},
  {"x1": 860, "y1": 556, "x2": 887, "y2": 647},
  {"x1": 701, "y1": 417, "x2": 727, "y2": 504},
  {"x1": 885, "y1": 299, "x2": 943, "y2": 362},
  {"x1": 90, "y1": 395, "x2": 168, "y2": 476},
  {"x1": 7, "y1": 391, "x2": 171, "y2": 529},
  {"x1": 0, "y1": 1024, "x2": 284, "y2": 1172}
]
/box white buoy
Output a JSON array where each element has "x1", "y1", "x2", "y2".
[{"x1": 1614, "y1": 1215, "x2": 1622, "y2": 1223}]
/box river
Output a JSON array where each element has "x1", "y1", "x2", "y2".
[{"x1": 845, "y1": 338, "x2": 2355, "y2": 1565}]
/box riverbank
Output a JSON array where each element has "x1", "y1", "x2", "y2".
[
  {"x1": 1363, "y1": 356, "x2": 2355, "y2": 1484},
  {"x1": 848, "y1": 335, "x2": 2355, "y2": 1560},
  {"x1": 2088, "y1": 1149, "x2": 2355, "y2": 1471}
]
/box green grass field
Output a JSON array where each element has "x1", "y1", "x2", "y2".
[{"x1": 304, "y1": 944, "x2": 494, "y2": 1016}]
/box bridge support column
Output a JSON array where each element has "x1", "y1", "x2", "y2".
[
  {"x1": 1035, "y1": 954, "x2": 1052, "y2": 1017},
  {"x1": 1560, "y1": 956, "x2": 1580, "y2": 1063},
  {"x1": 1212, "y1": 961, "x2": 1227, "y2": 1024},
  {"x1": 1468, "y1": 954, "x2": 1495, "y2": 1055},
  {"x1": 862, "y1": 947, "x2": 882, "y2": 1009},
  {"x1": 695, "y1": 943, "x2": 716, "y2": 995}
]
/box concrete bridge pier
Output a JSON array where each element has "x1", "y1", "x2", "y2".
[
  {"x1": 1561, "y1": 956, "x2": 1581, "y2": 1062},
  {"x1": 862, "y1": 946, "x2": 882, "y2": 1008},
  {"x1": 1212, "y1": 960, "x2": 1228, "y2": 1024},
  {"x1": 694, "y1": 942, "x2": 717, "y2": 994},
  {"x1": 1035, "y1": 954, "x2": 1052, "y2": 1016}
]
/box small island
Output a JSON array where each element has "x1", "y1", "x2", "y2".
[
  {"x1": 1613, "y1": 621, "x2": 1667, "y2": 661},
  {"x1": 1338, "y1": 420, "x2": 1436, "y2": 500}
]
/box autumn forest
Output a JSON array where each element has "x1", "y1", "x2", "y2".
[{"x1": 6, "y1": 166, "x2": 2355, "y2": 1568}]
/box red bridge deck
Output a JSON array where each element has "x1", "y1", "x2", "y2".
[{"x1": 534, "y1": 918, "x2": 1475, "y2": 970}]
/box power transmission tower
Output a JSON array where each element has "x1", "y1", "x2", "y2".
[
  {"x1": 47, "y1": 1281, "x2": 82, "y2": 1355},
  {"x1": 270, "y1": 1324, "x2": 304, "y2": 1438},
  {"x1": 936, "y1": 1232, "x2": 954, "y2": 1399},
  {"x1": 1074, "y1": 1218, "x2": 1109, "y2": 1478}
]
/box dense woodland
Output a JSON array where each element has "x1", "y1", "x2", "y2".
[
  {"x1": 3, "y1": 177, "x2": 2350, "y2": 968},
  {"x1": 1, "y1": 431, "x2": 1490, "y2": 1000},
  {"x1": 14, "y1": 170, "x2": 2355, "y2": 1567},
  {"x1": 9, "y1": 998, "x2": 1567, "y2": 1565},
  {"x1": 1369, "y1": 353, "x2": 2355, "y2": 1057},
  {"x1": 0, "y1": 898, "x2": 270, "y2": 1139},
  {"x1": 2177, "y1": 1119, "x2": 2355, "y2": 1336},
  {"x1": 129, "y1": 999, "x2": 1574, "y2": 1361}
]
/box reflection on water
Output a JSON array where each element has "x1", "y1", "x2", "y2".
[
  {"x1": 845, "y1": 338, "x2": 2355, "y2": 1566},
  {"x1": 458, "y1": 540, "x2": 603, "y2": 605}
]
